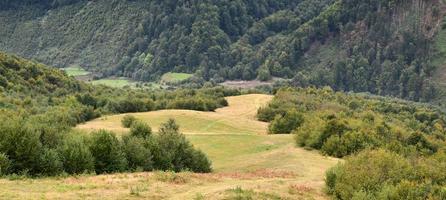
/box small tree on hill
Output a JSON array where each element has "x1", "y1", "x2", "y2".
[
  {"x1": 130, "y1": 121, "x2": 152, "y2": 139},
  {"x1": 121, "y1": 115, "x2": 137, "y2": 128},
  {"x1": 268, "y1": 109, "x2": 304, "y2": 134},
  {"x1": 90, "y1": 130, "x2": 127, "y2": 174}
]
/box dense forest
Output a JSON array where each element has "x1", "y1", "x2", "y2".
[
  {"x1": 1, "y1": 0, "x2": 445, "y2": 102},
  {"x1": 0, "y1": 52, "x2": 248, "y2": 176},
  {"x1": 258, "y1": 87, "x2": 446, "y2": 199}
]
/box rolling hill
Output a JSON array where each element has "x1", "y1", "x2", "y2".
[{"x1": 0, "y1": 94, "x2": 340, "y2": 200}]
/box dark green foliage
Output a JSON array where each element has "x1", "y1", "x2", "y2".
[
  {"x1": 130, "y1": 121, "x2": 152, "y2": 139},
  {"x1": 259, "y1": 87, "x2": 446, "y2": 158},
  {"x1": 326, "y1": 149, "x2": 446, "y2": 200},
  {"x1": 38, "y1": 148, "x2": 63, "y2": 176},
  {"x1": 1, "y1": 0, "x2": 443, "y2": 103},
  {"x1": 150, "y1": 119, "x2": 212, "y2": 173},
  {"x1": 268, "y1": 109, "x2": 304, "y2": 134},
  {"x1": 122, "y1": 135, "x2": 153, "y2": 171},
  {"x1": 0, "y1": 119, "x2": 43, "y2": 174},
  {"x1": 0, "y1": 153, "x2": 11, "y2": 176},
  {"x1": 261, "y1": 88, "x2": 446, "y2": 199},
  {"x1": 89, "y1": 130, "x2": 127, "y2": 174},
  {"x1": 58, "y1": 135, "x2": 94, "y2": 174},
  {"x1": 316, "y1": 117, "x2": 350, "y2": 149},
  {"x1": 121, "y1": 115, "x2": 137, "y2": 128}
]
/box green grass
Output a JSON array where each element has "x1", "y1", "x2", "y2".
[
  {"x1": 161, "y1": 72, "x2": 193, "y2": 83},
  {"x1": 186, "y1": 134, "x2": 294, "y2": 172},
  {"x1": 91, "y1": 77, "x2": 133, "y2": 87},
  {"x1": 91, "y1": 77, "x2": 163, "y2": 89},
  {"x1": 77, "y1": 94, "x2": 339, "y2": 173},
  {"x1": 61, "y1": 66, "x2": 90, "y2": 76},
  {"x1": 0, "y1": 95, "x2": 340, "y2": 199}
]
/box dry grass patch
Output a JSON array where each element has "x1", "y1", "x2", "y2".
[{"x1": 76, "y1": 94, "x2": 272, "y2": 135}]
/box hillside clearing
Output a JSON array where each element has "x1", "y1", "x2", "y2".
[
  {"x1": 62, "y1": 66, "x2": 91, "y2": 76},
  {"x1": 0, "y1": 94, "x2": 340, "y2": 199},
  {"x1": 91, "y1": 77, "x2": 135, "y2": 88},
  {"x1": 77, "y1": 94, "x2": 272, "y2": 135},
  {"x1": 161, "y1": 72, "x2": 193, "y2": 84}
]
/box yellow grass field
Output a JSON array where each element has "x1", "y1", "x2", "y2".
[{"x1": 0, "y1": 94, "x2": 340, "y2": 200}]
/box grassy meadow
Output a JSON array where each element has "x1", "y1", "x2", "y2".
[
  {"x1": 0, "y1": 94, "x2": 340, "y2": 199},
  {"x1": 161, "y1": 72, "x2": 193, "y2": 84},
  {"x1": 62, "y1": 66, "x2": 91, "y2": 76},
  {"x1": 91, "y1": 77, "x2": 135, "y2": 88},
  {"x1": 91, "y1": 78, "x2": 162, "y2": 89}
]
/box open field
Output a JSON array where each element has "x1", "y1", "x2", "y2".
[
  {"x1": 91, "y1": 77, "x2": 135, "y2": 88},
  {"x1": 77, "y1": 94, "x2": 272, "y2": 135},
  {"x1": 90, "y1": 78, "x2": 162, "y2": 89},
  {"x1": 161, "y1": 72, "x2": 193, "y2": 84},
  {"x1": 62, "y1": 66, "x2": 91, "y2": 76},
  {"x1": 0, "y1": 94, "x2": 340, "y2": 199}
]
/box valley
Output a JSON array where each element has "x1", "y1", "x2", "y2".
[
  {"x1": 0, "y1": 94, "x2": 339, "y2": 200},
  {"x1": 1, "y1": 0, "x2": 446, "y2": 199}
]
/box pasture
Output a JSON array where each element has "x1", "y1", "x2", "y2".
[{"x1": 0, "y1": 94, "x2": 340, "y2": 199}]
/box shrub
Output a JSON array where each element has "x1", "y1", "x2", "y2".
[
  {"x1": 257, "y1": 106, "x2": 276, "y2": 122},
  {"x1": 122, "y1": 135, "x2": 153, "y2": 171},
  {"x1": 0, "y1": 153, "x2": 11, "y2": 175},
  {"x1": 5, "y1": 126, "x2": 42, "y2": 174},
  {"x1": 38, "y1": 148, "x2": 63, "y2": 176},
  {"x1": 321, "y1": 131, "x2": 376, "y2": 158},
  {"x1": 151, "y1": 119, "x2": 212, "y2": 173},
  {"x1": 190, "y1": 150, "x2": 212, "y2": 173},
  {"x1": 268, "y1": 109, "x2": 304, "y2": 134},
  {"x1": 58, "y1": 135, "x2": 94, "y2": 174},
  {"x1": 406, "y1": 131, "x2": 436, "y2": 154},
  {"x1": 90, "y1": 130, "x2": 128, "y2": 174},
  {"x1": 314, "y1": 117, "x2": 350, "y2": 149},
  {"x1": 121, "y1": 115, "x2": 137, "y2": 128},
  {"x1": 325, "y1": 149, "x2": 413, "y2": 200},
  {"x1": 130, "y1": 121, "x2": 152, "y2": 139}
]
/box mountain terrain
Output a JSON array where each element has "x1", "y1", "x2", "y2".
[{"x1": 1, "y1": 0, "x2": 446, "y2": 102}]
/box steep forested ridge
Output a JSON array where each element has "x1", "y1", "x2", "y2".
[{"x1": 0, "y1": 0, "x2": 445, "y2": 102}]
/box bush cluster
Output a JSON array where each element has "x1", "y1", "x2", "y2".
[
  {"x1": 268, "y1": 109, "x2": 304, "y2": 134},
  {"x1": 258, "y1": 87, "x2": 446, "y2": 199},
  {"x1": 121, "y1": 115, "x2": 137, "y2": 128},
  {"x1": 0, "y1": 117, "x2": 211, "y2": 176},
  {"x1": 327, "y1": 149, "x2": 446, "y2": 199},
  {"x1": 258, "y1": 87, "x2": 445, "y2": 158}
]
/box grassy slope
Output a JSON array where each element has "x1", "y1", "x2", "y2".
[
  {"x1": 91, "y1": 77, "x2": 135, "y2": 88},
  {"x1": 62, "y1": 66, "x2": 91, "y2": 76},
  {"x1": 0, "y1": 94, "x2": 340, "y2": 199},
  {"x1": 161, "y1": 73, "x2": 193, "y2": 84},
  {"x1": 90, "y1": 77, "x2": 162, "y2": 89}
]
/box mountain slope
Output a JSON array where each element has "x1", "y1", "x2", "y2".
[{"x1": 1, "y1": 0, "x2": 445, "y2": 102}]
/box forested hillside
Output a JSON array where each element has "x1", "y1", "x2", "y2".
[{"x1": 0, "y1": 0, "x2": 445, "y2": 102}]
